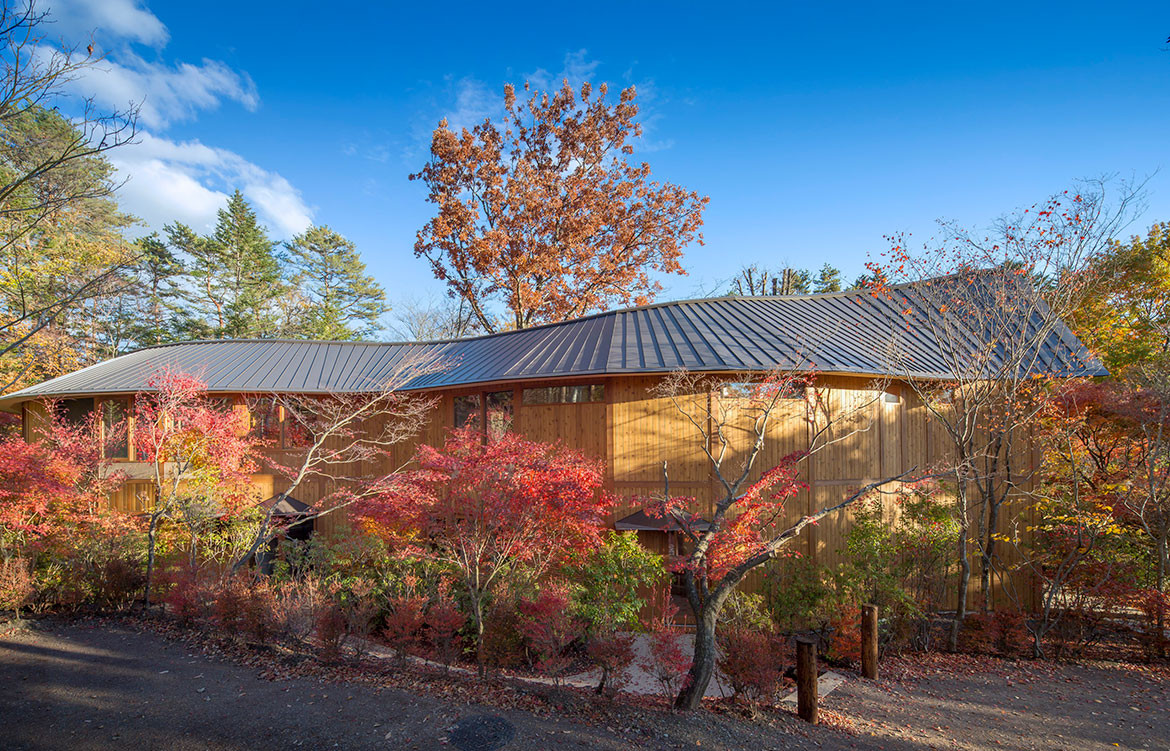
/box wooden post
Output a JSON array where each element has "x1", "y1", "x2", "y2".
[
  {"x1": 861, "y1": 603, "x2": 879, "y2": 680},
  {"x1": 796, "y1": 636, "x2": 818, "y2": 724}
]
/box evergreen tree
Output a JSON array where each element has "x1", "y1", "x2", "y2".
[
  {"x1": 812, "y1": 263, "x2": 842, "y2": 293},
  {"x1": 127, "y1": 234, "x2": 186, "y2": 346},
  {"x1": 284, "y1": 225, "x2": 388, "y2": 340},
  {"x1": 167, "y1": 191, "x2": 283, "y2": 339}
]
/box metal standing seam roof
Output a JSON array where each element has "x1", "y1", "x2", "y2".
[{"x1": 0, "y1": 280, "x2": 1107, "y2": 406}]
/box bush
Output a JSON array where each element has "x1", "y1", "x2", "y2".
[
  {"x1": 383, "y1": 595, "x2": 426, "y2": 662},
  {"x1": 316, "y1": 601, "x2": 349, "y2": 661},
  {"x1": 1138, "y1": 588, "x2": 1169, "y2": 659},
  {"x1": 516, "y1": 583, "x2": 583, "y2": 683},
  {"x1": 481, "y1": 596, "x2": 525, "y2": 670},
  {"x1": 717, "y1": 625, "x2": 786, "y2": 706},
  {"x1": 0, "y1": 558, "x2": 34, "y2": 618},
  {"x1": 586, "y1": 630, "x2": 636, "y2": 697},
  {"x1": 163, "y1": 568, "x2": 209, "y2": 624},
  {"x1": 212, "y1": 576, "x2": 250, "y2": 634},
  {"x1": 425, "y1": 598, "x2": 465, "y2": 671},
  {"x1": 273, "y1": 578, "x2": 324, "y2": 643},
  {"x1": 641, "y1": 591, "x2": 691, "y2": 705},
  {"x1": 567, "y1": 530, "x2": 664, "y2": 633}
]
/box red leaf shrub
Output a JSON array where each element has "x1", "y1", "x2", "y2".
[
  {"x1": 163, "y1": 569, "x2": 209, "y2": 625},
  {"x1": 316, "y1": 601, "x2": 349, "y2": 661},
  {"x1": 586, "y1": 631, "x2": 636, "y2": 697},
  {"x1": 717, "y1": 626, "x2": 786, "y2": 705},
  {"x1": 383, "y1": 595, "x2": 426, "y2": 662},
  {"x1": 0, "y1": 557, "x2": 34, "y2": 618},
  {"x1": 425, "y1": 598, "x2": 466, "y2": 671},
  {"x1": 516, "y1": 583, "x2": 584, "y2": 683},
  {"x1": 1138, "y1": 588, "x2": 1169, "y2": 659},
  {"x1": 641, "y1": 592, "x2": 691, "y2": 705},
  {"x1": 481, "y1": 597, "x2": 525, "y2": 670},
  {"x1": 826, "y1": 612, "x2": 862, "y2": 665}
]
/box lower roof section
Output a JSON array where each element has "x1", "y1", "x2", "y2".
[{"x1": 1, "y1": 284, "x2": 1106, "y2": 406}]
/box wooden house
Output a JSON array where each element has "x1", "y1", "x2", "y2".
[{"x1": 0, "y1": 282, "x2": 1104, "y2": 606}]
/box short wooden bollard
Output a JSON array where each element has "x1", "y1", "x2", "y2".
[
  {"x1": 861, "y1": 603, "x2": 879, "y2": 680},
  {"x1": 796, "y1": 636, "x2": 818, "y2": 724}
]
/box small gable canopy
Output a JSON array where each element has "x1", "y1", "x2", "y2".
[{"x1": 615, "y1": 508, "x2": 713, "y2": 533}]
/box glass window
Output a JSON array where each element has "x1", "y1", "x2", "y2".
[
  {"x1": 102, "y1": 398, "x2": 130, "y2": 460},
  {"x1": 720, "y1": 380, "x2": 803, "y2": 400},
  {"x1": 485, "y1": 391, "x2": 513, "y2": 440},
  {"x1": 521, "y1": 384, "x2": 604, "y2": 405},
  {"x1": 57, "y1": 397, "x2": 93, "y2": 427},
  {"x1": 249, "y1": 396, "x2": 282, "y2": 443},
  {"x1": 453, "y1": 394, "x2": 481, "y2": 429},
  {"x1": 284, "y1": 407, "x2": 314, "y2": 449}
]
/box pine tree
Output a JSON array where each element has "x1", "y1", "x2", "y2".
[
  {"x1": 167, "y1": 191, "x2": 283, "y2": 339},
  {"x1": 284, "y1": 225, "x2": 388, "y2": 340},
  {"x1": 812, "y1": 263, "x2": 842, "y2": 293},
  {"x1": 127, "y1": 234, "x2": 185, "y2": 346}
]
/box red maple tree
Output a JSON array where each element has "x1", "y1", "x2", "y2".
[{"x1": 358, "y1": 427, "x2": 612, "y2": 668}]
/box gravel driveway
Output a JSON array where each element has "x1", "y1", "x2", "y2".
[{"x1": 1, "y1": 620, "x2": 1165, "y2": 751}]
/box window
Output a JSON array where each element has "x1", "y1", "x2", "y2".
[
  {"x1": 485, "y1": 391, "x2": 513, "y2": 440},
  {"x1": 453, "y1": 391, "x2": 513, "y2": 442},
  {"x1": 522, "y1": 384, "x2": 604, "y2": 405},
  {"x1": 453, "y1": 394, "x2": 481, "y2": 429},
  {"x1": 57, "y1": 397, "x2": 93, "y2": 427},
  {"x1": 249, "y1": 396, "x2": 282, "y2": 443},
  {"x1": 102, "y1": 398, "x2": 130, "y2": 460},
  {"x1": 720, "y1": 380, "x2": 804, "y2": 400},
  {"x1": 883, "y1": 391, "x2": 901, "y2": 404}
]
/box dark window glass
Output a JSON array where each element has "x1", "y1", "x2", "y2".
[
  {"x1": 453, "y1": 394, "x2": 481, "y2": 429},
  {"x1": 284, "y1": 407, "x2": 314, "y2": 449},
  {"x1": 57, "y1": 397, "x2": 93, "y2": 427},
  {"x1": 102, "y1": 399, "x2": 129, "y2": 459},
  {"x1": 485, "y1": 391, "x2": 513, "y2": 440},
  {"x1": 521, "y1": 384, "x2": 604, "y2": 405},
  {"x1": 249, "y1": 396, "x2": 282, "y2": 442}
]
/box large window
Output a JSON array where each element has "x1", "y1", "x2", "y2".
[
  {"x1": 521, "y1": 384, "x2": 604, "y2": 405},
  {"x1": 249, "y1": 396, "x2": 282, "y2": 443},
  {"x1": 453, "y1": 390, "x2": 513, "y2": 441},
  {"x1": 485, "y1": 390, "x2": 513, "y2": 440},
  {"x1": 453, "y1": 394, "x2": 481, "y2": 429},
  {"x1": 56, "y1": 397, "x2": 93, "y2": 426},
  {"x1": 102, "y1": 398, "x2": 130, "y2": 460}
]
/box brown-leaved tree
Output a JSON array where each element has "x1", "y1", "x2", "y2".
[{"x1": 411, "y1": 80, "x2": 707, "y2": 333}]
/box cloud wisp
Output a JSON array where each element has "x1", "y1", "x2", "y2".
[{"x1": 49, "y1": 0, "x2": 312, "y2": 238}]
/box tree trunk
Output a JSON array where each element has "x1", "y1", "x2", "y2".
[
  {"x1": 144, "y1": 515, "x2": 159, "y2": 606},
  {"x1": 675, "y1": 604, "x2": 719, "y2": 711},
  {"x1": 950, "y1": 494, "x2": 970, "y2": 651},
  {"x1": 1158, "y1": 537, "x2": 1167, "y2": 658},
  {"x1": 980, "y1": 499, "x2": 1000, "y2": 614}
]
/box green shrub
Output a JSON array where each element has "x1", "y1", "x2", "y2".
[{"x1": 565, "y1": 530, "x2": 664, "y2": 633}]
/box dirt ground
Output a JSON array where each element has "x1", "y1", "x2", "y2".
[{"x1": 1, "y1": 620, "x2": 1166, "y2": 751}]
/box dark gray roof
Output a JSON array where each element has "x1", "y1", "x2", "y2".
[{"x1": 1, "y1": 280, "x2": 1105, "y2": 405}]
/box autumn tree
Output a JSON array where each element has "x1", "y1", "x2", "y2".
[
  {"x1": 411, "y1": 80, "x2": 707, "y2": 333},
  {"x1": 650, "y1": 368, "x2": 915, "y2": 710},
  {"x1": 866, "y1": 179, "x2": 1140, "y2": 649},
  {"x1": 283, "y1": 225, "x2": 388, "y2": 340},
  {"x1": 1070, "y1": 221, "x2": 1170, "y2": 373},
  {"x1": 388, "y1": 294, "x2": 479, "y2": 341},
  {"x1": 232, "y1": 349, "x2": 447, "y2": 572},
  {"x1": 132, "y1": 371, "x2": 261, "y2": 604},
  {"x1": 0, "y1": 1, "x2": 138, "y2": 382},
  {"x1": 358, "y1": 428, "x2": 613, "y2": 670}
]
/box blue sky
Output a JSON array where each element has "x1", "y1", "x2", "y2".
[{"x1": 48, "y1": 0, "x2": 1170, "y2": 319}]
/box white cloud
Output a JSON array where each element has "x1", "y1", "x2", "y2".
[
  {"x1": 112, "y1": 133, "x2": 313, "y2": 238},
  {"x1": 523, "y1": 49, "x2": 600, "y2": 93},
  {"x1": 58, "y1": 49, "x2": 259, "y2": 129},
  {"x1": 46, "y1": 0, "x2": 169, "y2": 47}
]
